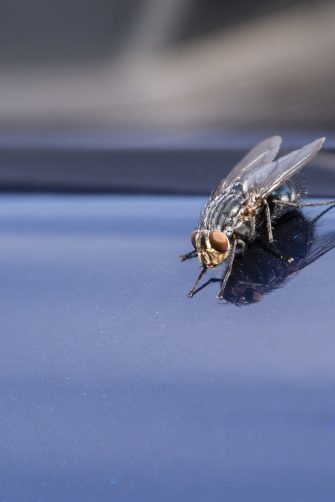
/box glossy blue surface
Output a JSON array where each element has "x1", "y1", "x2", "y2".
[{"x1": 1, "y1": 194, "x2": 335, "y2": 501}]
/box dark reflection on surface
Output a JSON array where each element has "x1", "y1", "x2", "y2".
[{"x1": 198, "y1": 207, "x2": 335, "y2": 305}]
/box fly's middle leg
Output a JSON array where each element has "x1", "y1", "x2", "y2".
[
  {"x1": 249, "y1": 216, "x2": 256, "y2": 240},
  {"x1": 264, "y1": 199, "x2": 294, "y2": 263}
]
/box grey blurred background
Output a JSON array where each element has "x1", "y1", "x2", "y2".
[
  {"x1": 0, "y1": 0, "x2": 335, "y2": 193},
  {"x1": 1, "y1": 0, "x2": 334, "y2": 130}
]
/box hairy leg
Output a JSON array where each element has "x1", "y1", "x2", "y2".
[
  {"x1": 274, "y1": 199, "x2": 335, "y2": 209},
  {"x1": 311, "y1": 204, "x2": 335, "y2": 224},
  {"x1": 217, "y1": 239, "x2": 238, "y2": 300},
  {"x1": 263, "y1": 199, "x2": 294, "y2": 263},
  {"x1": 187, "y1": 267, "x2": 207, "y2": 297}
]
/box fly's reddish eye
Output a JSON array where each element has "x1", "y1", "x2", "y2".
[
  {"x1": 191, "y1": 231, "x2": 198, "y2": 249},
  {"x1": 209, "y1": 230, "x2": 229, "y2": 253}
]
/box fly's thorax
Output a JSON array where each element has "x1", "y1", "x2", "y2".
[
  {"x1": 200, "y1": 185, "x2": 246, "y2": 230},
  {"x1": 191, "y1": 228, "x2": 231, "y2": 268}
]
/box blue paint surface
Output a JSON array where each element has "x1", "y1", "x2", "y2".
[{"x1": 1, "y1": 194, "x2": 335, "y2": 501}]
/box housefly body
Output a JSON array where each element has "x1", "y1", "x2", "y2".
[{"x1": 180, "y1": 136, "x2": 335, "y2": 300}]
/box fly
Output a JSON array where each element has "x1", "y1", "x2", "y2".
[{"x1": 180, "y1": 136, "x2": 335, "y2": 299}]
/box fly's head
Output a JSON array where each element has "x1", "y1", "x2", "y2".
[{"x1": 191, "y1": 229, "x2": 231, "y2": 268}]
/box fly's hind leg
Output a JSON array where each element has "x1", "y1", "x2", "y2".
[
  {"x1": 263, "y1": 199, "x2": 294, "y2": 263},
  {"x1": 311, "y1": 204, "x2": 335, "y2": 224},
  {"x1": 274, "y1": 199, "x2": 335, "y2": 209}
]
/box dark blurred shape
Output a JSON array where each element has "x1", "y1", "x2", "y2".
[
  {"x1": 173, "y1": 0, "x2": 322, "y2": 45},
  {"x1": 0, "y1": 0, "x2": 327, "y2": 63},
  {"x1": 0, "y1": 0, "x2": 141, "y2": 64},
  {"x1": 0, "y1": 134, "x2": 334, "y2": 195}
]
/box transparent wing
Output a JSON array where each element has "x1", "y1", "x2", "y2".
[
  {"x1": 243, "y1": 137, "x2": 325, "y2": 200},
  {"x1": 297, "y1": 231, "x2": 335, "y2": 269},
  {"x1": 211, "y1": 136, "x2": 282, "y2": 197}
]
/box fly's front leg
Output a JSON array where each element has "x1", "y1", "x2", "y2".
[
  {"x1": 264, "y1": 199, "x2": 294, "y2": 263},
  {"x1": 217, "y1": 238, "x2": 239, "y2": 300},
  {"x1": 187, "y1": 267, "x2": 207, "y2": 298},
  {"x1": 180, "y1": 250, "x2": 197, "y2": 261}
]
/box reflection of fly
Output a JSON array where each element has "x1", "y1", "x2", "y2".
[
  {"x1": 219, "y1": 207, "x2": 335, "y2": 305},
  {"x1": 180, "y1": 136, "x2": 335, "y2": 299}
]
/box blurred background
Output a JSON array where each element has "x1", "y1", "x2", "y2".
[
  {"x1": 0, "y1": 0, "x2": 335, "y2": 192},
  {"x1": 3, "y1": 4, "x2": 335, "y2": 501}
]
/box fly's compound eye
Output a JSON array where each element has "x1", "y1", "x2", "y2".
[
  {"x1": 191, "y1": 230, "x2": 198, "y2": 249},
  {"x1": 209, "y1": 230, "x2": 229, "y2": 253}
]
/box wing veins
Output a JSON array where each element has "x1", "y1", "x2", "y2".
[
  {"x1": 250, "y1": 138, "x2": 325, "y2": 200},
  {"x1": 211, "y1": 136, "x2": 282, "y2": 199}
]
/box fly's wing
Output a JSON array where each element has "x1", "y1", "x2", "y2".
[
  {"x1": 301, "y1": 232, "x2": 335, "y2": 267},
  {"x1": 211, "y1": 136, "x2": 282, "y2": 198},
  {"x1": 244, "y1": 137, "x2": 325, "y2": 200}
]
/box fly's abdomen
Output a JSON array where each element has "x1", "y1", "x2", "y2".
[
  {"x1": 268, "y1": 181, "x2": 298, "y2": 217},
  {"x1": 269, "y1": 181, "x2": 297, "y2": 204}
]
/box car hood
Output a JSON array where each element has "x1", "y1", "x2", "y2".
[{"x1": 1, "y1": 194, "x2": 335, "y2": 501}]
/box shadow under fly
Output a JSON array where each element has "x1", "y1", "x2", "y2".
[
  {"x1": 180, "y1": 136, "x2": 335, "y2": 300},
  {"x1": 191, "y1": 206, "x2": 335, "y2": 305}
]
